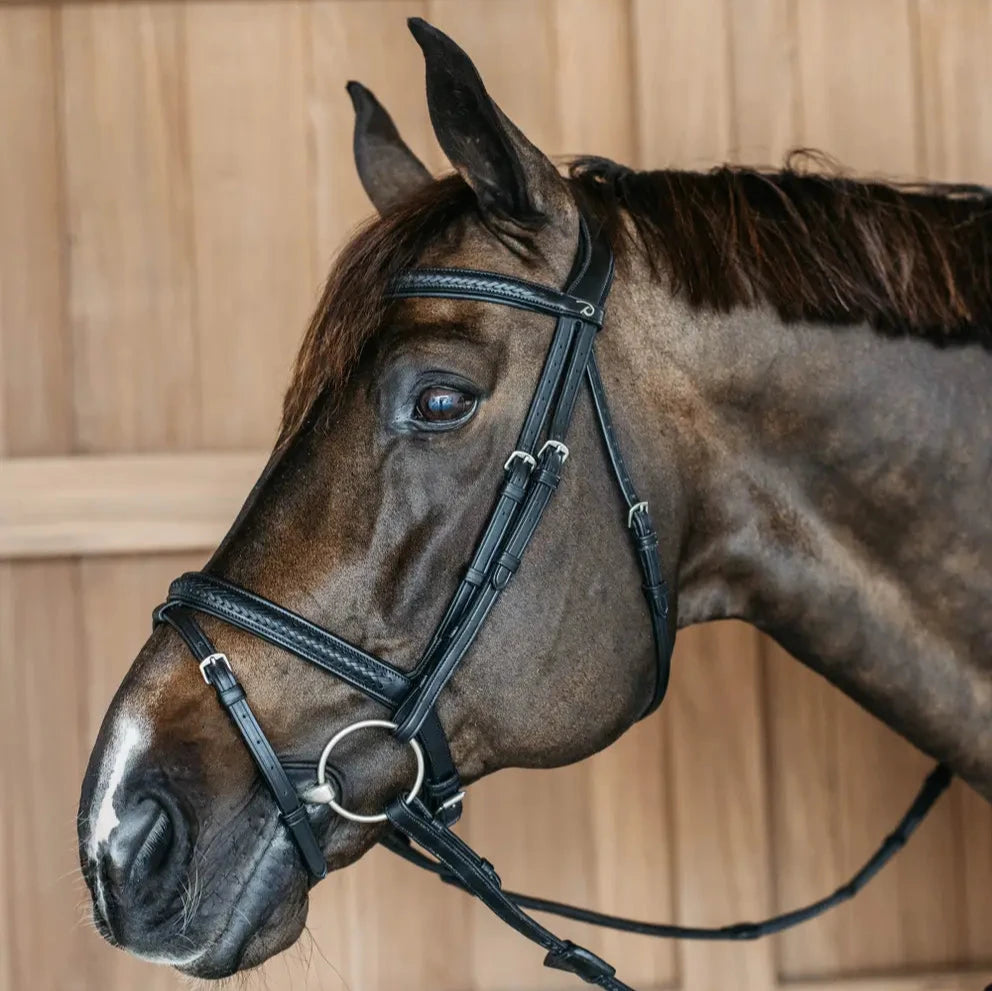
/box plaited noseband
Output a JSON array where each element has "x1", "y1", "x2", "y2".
[{"x1": 154, "y1": 214, "x2": 950, "y2": 990}]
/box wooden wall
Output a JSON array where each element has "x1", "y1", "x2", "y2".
[{"x1": 1, "y1": 2, "x2": 990, "y2": 989}]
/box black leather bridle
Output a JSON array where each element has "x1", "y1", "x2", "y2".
[{"x1": 154, "y1": 215, "x2": 950, "y2": 990}]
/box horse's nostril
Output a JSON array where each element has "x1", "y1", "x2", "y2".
[
  {"x1": 108, "y1": 797, "x2": 175, "y2": 887},
  {"x1": 133, "y1": 803, "x2": 174, "y2": 879},
  {"x1": 91, "y1": 787, "x2": 193, "y2": 947}
]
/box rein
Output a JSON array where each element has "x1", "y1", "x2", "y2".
[{"x1": 154, "y1": 215, "x2": 951, "y2": 990}]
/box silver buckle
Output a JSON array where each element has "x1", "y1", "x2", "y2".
[
  {"x1": 503, "y1": 450, "x2": 536, "y2": 472},
  {"x1": 538, "y1": 440, "x2": 569, "y2": 462},
  {"x1": 199, "y1": 652, "x2": 232, "y2": 684},
  {"x1": 627, "y1": 501, "x2": 649, "y2": 528}
]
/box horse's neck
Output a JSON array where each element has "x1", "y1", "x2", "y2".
[{"x1": 617, "y1": 276, "x2": 992, "y2": 799}]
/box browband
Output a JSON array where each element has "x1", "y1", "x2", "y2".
[{"x1": 386, "y1": 268, "x2": 605, "y2": 326}]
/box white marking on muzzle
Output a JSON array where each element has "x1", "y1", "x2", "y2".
[
  {"x1": 87, "y1": 717, "x2": 147, "y2": 926},
  {"x1": 89, "y1": 719, "x2": 144, "y2": 856}
]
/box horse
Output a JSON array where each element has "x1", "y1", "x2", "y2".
[{"x1": 77, "y1": 17, "x2": 992, "y2": 986}]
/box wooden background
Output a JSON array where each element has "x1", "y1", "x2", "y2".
[{"x1": 1, "y1": 1, "x2": 990, "y2": 989}]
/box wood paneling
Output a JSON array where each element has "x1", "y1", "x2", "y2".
[
  {"x1": 631, "y1": 0, "x2": 733, "y2": 169},
  {"x1": 726, "y1": 0, "x2": 798, "y2": 165},
  {"x1": 61, "y1": 2, "x2": 197, "y2": 454},
  {"x1": 916, "y1": 0, "x2": 992, "y2": 183},
  {"x1": 2, "y1": 561, "x2": 95, "y2": 991},
  {"x1": 554, "y1": 0, "x2": 636, "y2": 163},
  {"x1": 669, "y1": 624, "x2": 776, "y2": 991},
  {"x1": 185, "y1": 1, "x2": 315, "y2": 449},
  {"x1": 2, "y1": 2, "x2": 991, "y2": 990},
  {"x1": 0, "y1": 6, "x2": 71, "y2": 457},
  {"x1": 460, "y1": 722, "x2": 678, "y2": 989},
  {"x1": 0, "y1": 453, "x2": 266, "y2": 558},
  {"x1": 767, "y1": 642, "x2": 992, "y2": 979},
  {"x1": 795, "y1": 0, "x2": 920, "y2": 175},
  {"x1": 0, "y1": 563, "x2": 14, "y2": 991}
]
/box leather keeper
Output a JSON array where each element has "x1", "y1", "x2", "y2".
[
  {"x1": 544, "y1": 941, "x2": 616, "y2": 982},
  {"x1": 504, "y1": 479, "x2": 528, "y2": 503},
  {"x1": 642, "y1": 583, "x2": 670, "y2": 619},
  {"x1": 495, "y1": 550, "x2": 521, "y2": 574},
  {"x1": 218, "y1": 683, "x2": 246, "y2": 708},
  {"x1": 533, "y1": 465, "x2": 563, "y2": 488},
  {"x1": 464, "y1": 565, "x2": 487, "y2": 586},
  {"x1": 281, "y1": 804, "x2": 310, "y2": 828},
  {"x1": 491, "y1": 564, "x2": 514, "y2": 591}
]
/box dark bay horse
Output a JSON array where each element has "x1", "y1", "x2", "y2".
[{"x1": 78, "y1": 18, "x2": 991, "y2": 983}]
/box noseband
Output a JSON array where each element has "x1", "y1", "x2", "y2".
[{"x1": 155, "y1": 215, "x2": 950, "y2": 990}]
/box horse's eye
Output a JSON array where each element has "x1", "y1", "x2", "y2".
[{"x1": 415, "y1": 386, "x2": 476, "y2": 424}]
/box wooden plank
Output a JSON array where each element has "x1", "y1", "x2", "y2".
[
  {"x1": 784, "y1": 969, "x2": 992, "y2": 991},
  {"x1": 794, "y1": 0, "x2": 919, "y2": 176},
  {"x1": 667, "y1": 623, "x2": 776, "y2": 991},
  {"x1": 725, "y1": 0, "x2": 798, "y2": 165},
  {"x1": 0, "y1": 565, "x2": 12, "y2": 991},
  {"x1": 766, "y1": 641, "x2": 991, "y2": 979},
  {"x1": 307, "y1": 0, "x2": 435, "y2": 269},
  {"x1": 458, "y1": 724, "x2": 677, "y2": 990},
  {"x1": 945, "y1": 781, "x2": 992, "y2": 965},
  {"x1": 553, "y1": 0, "x2": 637, "y2": 164},
  {"x1": 630, "y1": 0, "x2": 733, "y2": 170},
  {"x1": 915, "y1": 0, "x2": 992, "y2": 184},
  {"x1": 185, "y1": 1, "x2": 314, "y2": 449},
  {"x1": 0, "y1": 5, "x2": 71, "y2": 456},
  {"x1": 303, "y1": 844, "x2": 475, "y2": 991},
  {"x1": 0, "y1": 562, "x2": 93, "y2": 990},
  {"x1": 60, "y1": 2, "x2": 197, "y2": 454},
  {"x1": 0, "y1": 452, "x2": 266, "y2": 559}
]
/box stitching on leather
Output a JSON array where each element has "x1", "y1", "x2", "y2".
[
  {"x1": 172, "y1": 579, "x2": 404, "y2": 696},
  {"x1": 387, "y1": 271, "x2": 601, "y2": 322},
  {"x1": 393, "y1": 267, "x2": 572, "y2": 299}
]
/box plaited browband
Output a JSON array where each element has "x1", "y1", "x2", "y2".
[
  {"x1": 387, "y1": 268, "x2": 606, "y2": 325},
  {"x1": 154, "y1": 211, "x2": 949, "y2": 990}
]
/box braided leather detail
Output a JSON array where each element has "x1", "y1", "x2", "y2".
[
  {"x1": 166, "y1": 573, "x2": 409, "y2": 705},
  {"x1": 386, "y1": 269, "x2": 604, "y2": 326}
]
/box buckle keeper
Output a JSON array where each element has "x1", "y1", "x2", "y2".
[{"x1": 544, "y1": 941, "x2": 616, "y2": 983}]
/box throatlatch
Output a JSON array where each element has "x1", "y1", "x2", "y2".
[{"x1": 155, "y1": 212, "x2": 951, "y2": 991}]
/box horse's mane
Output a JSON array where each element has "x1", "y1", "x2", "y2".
[
  {"x1": 281, "y1": 154, "x2": 992, "y2": 443},
  {"x1": 572, "y1": 153, "x2": 992, "y2": 341}
]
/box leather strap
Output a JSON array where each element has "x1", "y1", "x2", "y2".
[
  {"x1": 410, "y1": 219, "x2": 598, "y2": 676},
  {"x1": 387, "y1": 269, "x2": 605, "y2": 327},
  {"x1": 158, "y1": 575, "x2": 463, "y2": 824},
  {"x1": 394, "y1": 440, "x2": 571, "y2": 740},
  {"x1": 586, "y1": 352, "x2": 671, "y2": 714},
  {"x1": 414, "y1": 308, "x2": 582, "y2": 674},
  {"x1": 385, "y1": 797, "x2": 633, "y2": 991},
  {"x1": 155, "y1": 604, "x2": 327, "y2": 878},
  {"x1": 164, "y1": 573, "x2": 409, "y2": 706},
  {"x1": 381, "y1": 762, "x2": 951, "y2": 942},
  {"x1": 391, "y1": 225, "x2": 624, "y2": 743}
]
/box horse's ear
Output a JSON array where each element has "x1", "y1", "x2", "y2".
[
  {"x1": 408, "y1": 18, "x2": 570, "y2": 233},
  {"x1": 347, "y1": 81, "x2": 432, "y2": 214}
]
